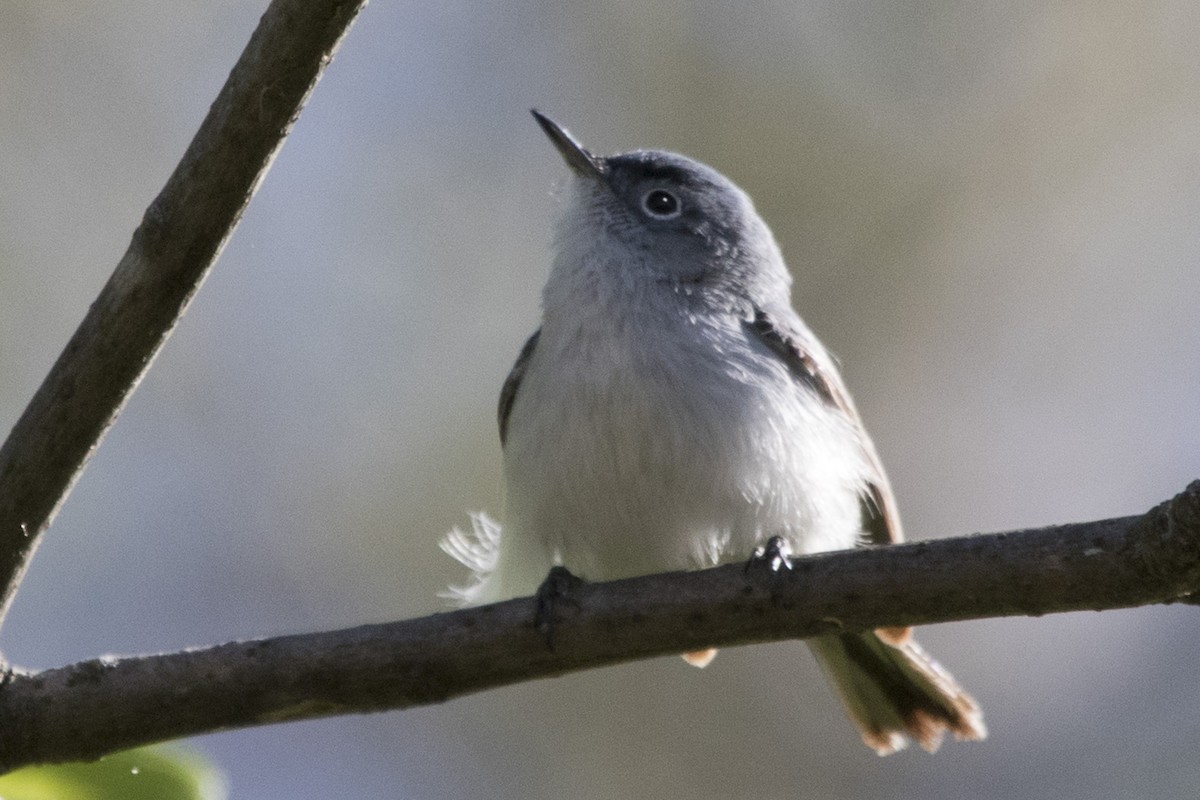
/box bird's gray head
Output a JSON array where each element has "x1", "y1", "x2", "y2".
[{"x1": 532, "y1": 110, "x2": 791, "y2": 312}]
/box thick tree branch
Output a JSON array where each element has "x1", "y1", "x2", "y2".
[
  {"x1": 0, "y1": 482, "x2": 1196, "y2": 773},
  {"x1": 0, "y1": 0, "x2": 367, "y2": 625}
]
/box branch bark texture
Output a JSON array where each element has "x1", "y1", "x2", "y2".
[
  {"x1": 0, "y1": 0, "x2": 367, "y2": 624},
  {"x1": 1, "y1": 482, "x2": 1197, "y2": 773}
]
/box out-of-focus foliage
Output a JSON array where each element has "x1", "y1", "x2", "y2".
[{"x1": 0, "y1": 746, "x2": 225, "y2": 800}]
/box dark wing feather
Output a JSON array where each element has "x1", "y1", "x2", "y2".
[
  {"x1": 746, "y1": 310, "x2": 843, "y2": 412},
  {"x1": 744, "y1": 308, "x2": 903, "y2": 547},
  {"x1": 497, "y1": 329, "x2": 541, "y2": 447}
]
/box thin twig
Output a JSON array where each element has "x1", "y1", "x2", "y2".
[
  {"x1": 0, "y1": 0, "x2": 368, "y2": 625},
  {"x1": 0, "y1": 481, "x2": 1196, "y2": 773}
]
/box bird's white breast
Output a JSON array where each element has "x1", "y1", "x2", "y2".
[{"x1": 499, "y1": 278, "x2": 870, "y2": 590}]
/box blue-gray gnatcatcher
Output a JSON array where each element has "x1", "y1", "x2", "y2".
[{"x1": 444, "y1": 110, "x2": 986, "y2": 754}]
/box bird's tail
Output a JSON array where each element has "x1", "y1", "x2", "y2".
[{"x1": 807, "y1": 631, "x2": 986, "y2": 755}]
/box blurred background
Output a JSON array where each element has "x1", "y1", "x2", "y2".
[{"x1": 2, "y1": 1, "x2": 1199, "y2": 798}]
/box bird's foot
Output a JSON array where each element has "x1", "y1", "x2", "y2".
[
  {"x1": 745, "y1": 535, "x2": 793, "y2": 574},
  {"x1": 534, "y1": 565, "x2": 584, "y2": 651}
]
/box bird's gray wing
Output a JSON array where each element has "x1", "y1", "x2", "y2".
[
  {"x1": 497, "y1": 329, "x2": 541, "y2": 447},
  {"x1": 744, "y1": 308, "x2": 903, "y2": 548}
]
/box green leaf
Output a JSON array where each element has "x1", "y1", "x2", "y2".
[{"x1": 0, "y1": 745, "x2": 226, "y2": 800}]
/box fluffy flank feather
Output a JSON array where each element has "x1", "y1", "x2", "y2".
[{"x1": 439, "y1": 513, "x2": 502, "y2": 605}]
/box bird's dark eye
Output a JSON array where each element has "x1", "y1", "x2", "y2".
[{"x1": 641, "y1": 188, "x2": 681, "y2": 219}]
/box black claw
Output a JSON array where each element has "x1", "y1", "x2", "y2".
[
  {"x1": 534, "y1": 566, "x2": 584, "y2": 651},
  {"x1": 745, "y1": 535, "x2": 793, "y2": 574}
]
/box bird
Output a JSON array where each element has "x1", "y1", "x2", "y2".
[{"x1": 442, "y1": 110, "x2": 985, "y2": 755}]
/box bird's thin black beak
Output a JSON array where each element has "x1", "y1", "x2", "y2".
[{"x1": 531, "y1": 109, "x2": 605, "y2": 179}]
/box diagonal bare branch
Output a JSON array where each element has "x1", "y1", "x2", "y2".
[
  {"x1": 0, "y1": 481, "x2": 1196, "y2": 773},
  {"x1": 0, "y1": 0, "x2": 368, "y2": 626}
]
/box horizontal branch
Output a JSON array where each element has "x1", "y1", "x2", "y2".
[
  {"x1": 0, "y1": 481, "x2": 1196, "y2": 772},
  {"x1": 0, "y1": 0, "x2": 367, "y2": 626}
]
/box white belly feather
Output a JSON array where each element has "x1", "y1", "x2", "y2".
[{"x1": 477, "y1": 305, "x2": 869, "y2": 601}]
